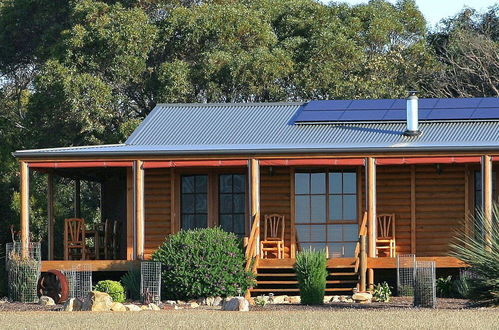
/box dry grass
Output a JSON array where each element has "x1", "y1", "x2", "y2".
[{"x1": 0, "y1": 309, "x2": 498, "y2": 330}]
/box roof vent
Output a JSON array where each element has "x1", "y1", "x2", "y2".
[{"x1": 404, "y1": 91, "x2": 421, "y2": 136}]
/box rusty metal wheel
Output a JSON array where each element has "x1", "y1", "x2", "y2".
[{"x1": 37, "y1": 269, "x2": 69, "y2": 304}]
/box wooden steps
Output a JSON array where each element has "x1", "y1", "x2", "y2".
[{"x1": 249, "y1": 263, "x2": 359, "y2": 296}]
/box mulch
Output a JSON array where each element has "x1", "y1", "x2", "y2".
[
  {"x1": 251, "y1": 297, "x2": 471, "y2": 311},
  {"x1": 0, "y1": 297, "x2": 473, "y2": 312}
]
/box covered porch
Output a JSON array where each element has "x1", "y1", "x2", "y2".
[{"x1": 17, "y1": 154, "x2": 494, "y2": 282}]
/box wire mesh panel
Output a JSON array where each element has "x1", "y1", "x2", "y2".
[
  {"x1": 6, "y1": 242, "x2": 41, "y2": 302},
  {"x1": 64, "y1": 265, "x2": 92, "y2": 300},
  {"x1": 141, "y1": 262, "x2": 161, "y2": 304},
  {"x1": 396, "y1": 254, "x2": 416, "y2": 296},
  {"x1": 413, "y1": 261, "x2": 436, "y2": 308}
]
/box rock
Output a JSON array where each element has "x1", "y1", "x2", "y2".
[
  {"x1": 352, "y1": 292, "x2": 372, "y2": 304},
  {"x1": 285, "y1": 296, "x2": 300, "y2": 304},
  {"x1": 339, "y1": 295, "x2": 348, "y2": 302},
  {"x1": 198, "y1": 297, "x2": 216, "y2": 306},
  {"x1": 323, "y1": 296, "x2": 333, "y2": 304},
  {"x1": 271, "y1": 295, "x2": 288, "y2": 304},
  {"x1": 62, "y1": 298, "x2": 83, "y2": 312},
  {"x1": 148, "y1": 303, "x2": 161, "y2": 311},
  {"x1": 39, "y1": 296, "x2": 55, "y2": 306},
  {"x1": 165, "y1": 300, "x2": 176, "y2": 305},
  {"x1": 110, "y1": 302, "x2": 127, "y2": 312},
  {"x1": 221, "y1": 297, "x2": 250, "y2": 312},
  {"x1": 189, "y1": 302, "x2": 199, "y2": 308},
  {"x1": 124, "y1": 304, "x2": 142, "y2": 312},
  {"x1": 176, "y1": 300, "x2": 186, "y2": 305},
  {"x1": 345, "y1": 298, "x2": 354, "y2": 303},
  {"x1": 330, "y1": 296, "x2": 340, "y2": 303},
  {"x1": 213, "y1": 297, "x2": 223, "y2": 306},
  {"x1": 174, "y1": 305, "x2": 183, "y2": 310},
  {"x1": 140, "y1": 305, "x2": 151, "y2": 311},
  {"x1": 82, "y1": 291, "x2": 113, "y2": 312}
]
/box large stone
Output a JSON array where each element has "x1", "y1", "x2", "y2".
[
  {"x1": 110, "y1": 302, "x2": 127, "y2": 311},
  {"x1": 39, "y1": 296, "x2": 55, "y2": 306},
  {"x1": 285, "y1": 296, "x2": 300, "y2": 304},
  {"x1": 62, "y1": 298, "x2": 83, "y2": 312},
  {"x1": 188, "y1": 302, "x2": 199, "y2": 308},
  {"x1": 82, "y1": 291, "x2": 113, "y2": 311},
  {"x1": 141, "y1": 305, "x2": 151, "y2": 311},
  {"x1": 271, "y1": 295, "x2": 289, "y2": 304},
  {"x1": 124, "y1": 304, "x2": 142, "y2": 312},
  {"x1": 221, "y1": 297, "x2": 249, "y2": 312},
  {"x1": 352, "y1": 292, "x2": 372, "y2": 304},
  {"x1": 330, "y1": 296, "x2": 340, "y2": 303},
  {"x1": 165, "y1": 300, "x2": 176, "y2": 305},
  {"x1": 213, "y1": 297, "x2": 223, "y2": 306},
  {"x1": 148, "y1": 303, "x2": 161, "y2": 311},
  {"x1": 323, "y1": 296, "x2": 333, "y2": 304}
]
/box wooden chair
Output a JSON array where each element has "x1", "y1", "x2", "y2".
[
  {"x1": 64, "y1": 218, "x2": 86, "y2": 260},
  {"x1": 376, "y1": 213, "x2": 396, "y2": 257},
  {"x1": 260, "y1": 214, "x2": 285, "y2": 259},
  {"x1": 112, "y1": 220, "x2": 120, "y2": 260}
]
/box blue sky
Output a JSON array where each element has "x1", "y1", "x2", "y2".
[{"x1": 327, "y1": 0, "x2": 498, "y2": 27}]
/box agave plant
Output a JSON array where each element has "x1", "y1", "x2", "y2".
[
  {"x1": 294, "y1": 248, "x2": 328, "y2": 305},
  {"x1": 451, "y1": 205, "x2": 499, "y2": 306}
]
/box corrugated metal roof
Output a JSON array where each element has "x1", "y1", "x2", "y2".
[{"x1": 13, "y1": 101, "x2": 499, "y2": 158}]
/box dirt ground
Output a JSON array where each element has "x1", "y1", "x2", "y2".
[{"x1": 0, "y1": 307, "x2": 497, "y2": 330}]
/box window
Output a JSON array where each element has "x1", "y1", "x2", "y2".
[
  {"x1": 219, "y1": 174, "x2": 246, "y2": 237},
  {"x1": 181, "y1": 175, "x2": 208, "y2": 230},
  {"x1": 295, "y1": 171, "x2": 358, "y2": 257}
]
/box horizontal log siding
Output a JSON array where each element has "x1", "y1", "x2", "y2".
[
  {"x1": 414, "y1": 164, "x2": 465, "y2": 256},
  {"x1": 376, "y1": 166, "x2": 412, "y2": 254},
  {"x1": 144, "y1": 168, "x2": 171, "y2": 258},
  {"x1": 260, "y1": 167, "x2": 292, "y2": 257}
]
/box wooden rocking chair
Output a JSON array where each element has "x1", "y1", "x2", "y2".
[
  {"x1": 64, "y1": 218, "x2": 86, "y2": 260},
  {"x1": 376, "y1": 213, "x2": 396, "y2": 257},
  {"x1": 260, "y1": 214, "x2": 285, "y2": 259}
]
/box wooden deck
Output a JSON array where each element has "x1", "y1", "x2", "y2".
[
  {"x1": 258, "y1": 256, "x2": 466, "y2": 269},
  {"x1": 41, "y1": 260, "x2": 140, "y2": 272}
]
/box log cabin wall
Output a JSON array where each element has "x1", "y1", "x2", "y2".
[
  {"x1": 144, "y1": 168, "x2": 172, "y2": 258},
  {"x1": 260, "y1": 166, "x2": 292, "y2": 257},
  {"x1": 414, "y1": 164, "x2": 466, "y2": 256}
]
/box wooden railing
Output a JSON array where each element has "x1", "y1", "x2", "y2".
[
  {"x1": 355, "y1": 212, "x2": 368, "y2": 291},
  {"x1": 244, "y1": 214, "x2": 260, "y2": 272}
]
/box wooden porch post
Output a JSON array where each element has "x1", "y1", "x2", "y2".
[
  {"x1": 365, "y1": 157, "x2": 376, "y2": 291},
  {"x1": 135, "y1": 160, "x2": 145, "y2": 260},
  {"x1": 481, "y1": 155, "x2": 493, "y2": 247},
  {"x1": 249, "y1": 159, "x2": 260, "y2": 256},
  {"x1": 47, "y1": 173, "x2": 55, "y2": 260},
  {"x1": 20, "y1": 161, "x2": 29, "y2": 256},
  {"x1": 126, "y1": 167, "x2": 134, "y2": 260},
  {"x1": 74, "y1": 179, "x2": 81, "y2": 218}
]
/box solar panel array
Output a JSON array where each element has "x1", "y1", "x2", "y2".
[{"x1": 293, "y1": 97, "x2": 499, "y2": 123}]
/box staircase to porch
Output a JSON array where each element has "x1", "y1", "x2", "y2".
[{"x1": 249, "y1": 263, "x2": 358, "y2": 296}]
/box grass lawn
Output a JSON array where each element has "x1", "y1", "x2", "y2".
[{"x1": 0, "y1": 309, "x2": 497, "y2": 329}]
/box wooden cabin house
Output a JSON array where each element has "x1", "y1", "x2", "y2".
[{"x1": 13, "y1": 96, "x2": 499, "y2": 295}]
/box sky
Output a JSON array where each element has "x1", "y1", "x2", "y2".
[{"x1": 328, "y1": 0, "x2": 498, "y2": 27}]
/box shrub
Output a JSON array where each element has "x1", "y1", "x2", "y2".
[
  {"x1": 452, "y1": 270, "x2": 474, "y2": 299},
  {"x1": 121, "y1": 268, "x2": 141, "y2": 300},
  {"x1": 436, "y1": 276, "x2": 453, "y2": 298},
  {"x1": 451, "y1": 205, "x2": 499, "y2": 306},
  {"x1": 294, "y1": 248, "x2": 327, "y2": 305},
  {"x1": 152, "y1": 227, "x2": 254, "y2": 300},
  {"x1": 94, "y1": 280, "x2": 125, "y2": 303},
  {"x1": 373, "y1": 282, "x2": 392, "y2": 302}
]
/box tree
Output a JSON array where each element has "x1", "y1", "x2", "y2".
[{"x1": 427, "y1": 6, "x2": 499, "y2": 97}]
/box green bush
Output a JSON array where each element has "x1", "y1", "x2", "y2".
[
  {"x1": 373, "y1": 282, "x2": 392, "y2": 302},
  {"x1": 436, "y1": 276, "x2": 454, "y2": 298},
  {"x1": 121, "y1": 268, "x2": 141, "y2": 300},
  {"x1": 452, "y1": 271, "x2": 473, "y2": 299},
  {"x1": 294, "y1": 248, "x2": 327, "y2": 305},
  {"x1": 451, "y1": 205, "x2": 499, "y2": 306},
  {"x1": 94, "y1": 280, "x2": 125, "y2": 303},
  {"x1": 152, "y1": 227, "x2": 254, "y2": 300}
]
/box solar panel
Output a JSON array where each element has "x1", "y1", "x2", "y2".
[{"x1": 293, "y1": 97, "x2": 499, "y2": 123}]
